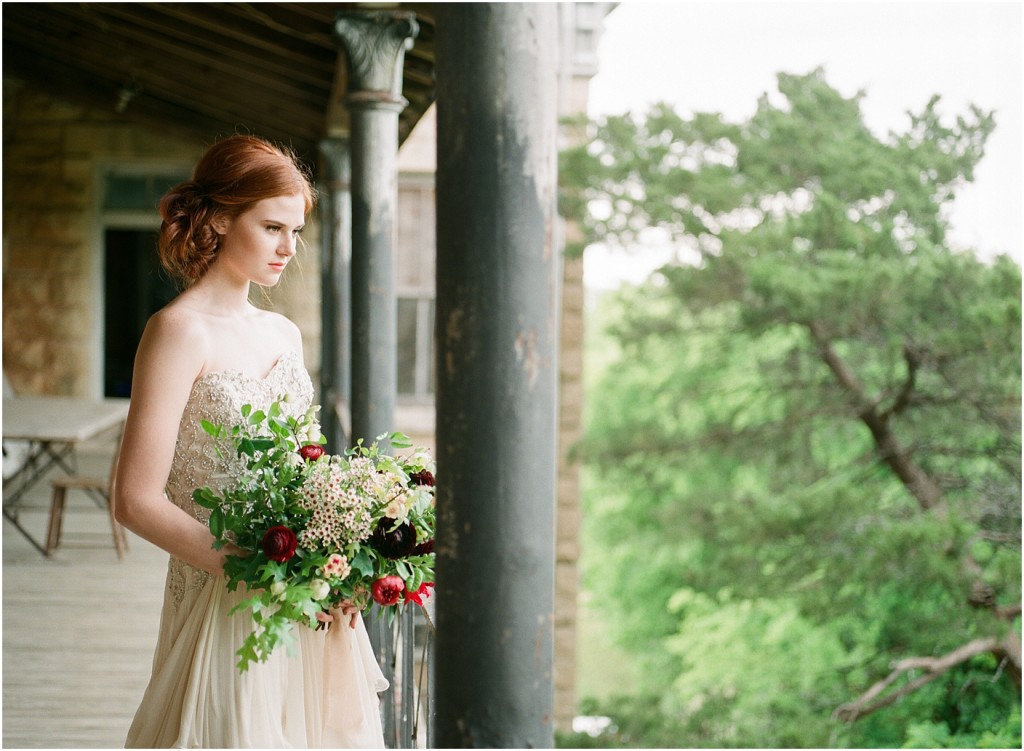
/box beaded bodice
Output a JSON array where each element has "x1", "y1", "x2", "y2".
[{"x1": 164, "y1": 350, "x2": 313, "y2": 605}]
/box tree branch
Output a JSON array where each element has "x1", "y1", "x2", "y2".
[
  {"x1": 994, "y1": 603, "x2": 1023, "y2": 621},
  {"x1": 806, "y1": 321, "x2": 944, "y2": 511},
  {"x1": 880, "y1": 343, "x2": 921, "y2": 420},
  {"x1": 834, "y1": 637, "x2": 1000, "y2": 723}
]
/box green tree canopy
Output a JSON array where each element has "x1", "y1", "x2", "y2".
[{"x1": 562, "y1": 69, "x2": 1021, "y2": 748}]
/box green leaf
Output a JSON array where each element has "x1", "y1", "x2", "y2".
[
  {"x1": 209, "y1": 507, "x2": 225, "y2": 538},
  {"x1": 200, "y1": 419, "x2": 223, "y2": 438},
  {"x1": 350, "y1": 548, "x2": 374, "y2": 578},
  {"x1": 390, "y1": 431, "x2": 413, "y2": 449},
  {"x1": 395, "y1": 559, "x2": 411, "y2": 579},
  {"x1": 407, "y1": 567, "x2": 423, "y2": 593},
  {"x1": 192, "y1": 487, "x2": 219, "y2": 509}
]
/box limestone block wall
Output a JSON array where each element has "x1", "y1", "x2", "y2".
[
  {"x1": 555, "y1": 252, "x2": 585, "y2": 731},
  {"x1": 2, "y1": 80, "x2": 322, "y2": 397}
]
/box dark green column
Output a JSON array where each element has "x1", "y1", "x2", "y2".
[
  {"x1": 333, "y1": 12, "x2": 419, "y2": 748},
  {"x1": 334, "y1": 10, "x2": 419, "y2": 449},
  {"x1": 317, "y1": 137, "x2": 351, "y2": 452},
  {"x1": 434, "y1": 3, "x2": 560, "y2": 747}
]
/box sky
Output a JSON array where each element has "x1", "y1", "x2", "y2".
[{"x1": 582, "y1": 0, "x2": 1023, "y2": 288}]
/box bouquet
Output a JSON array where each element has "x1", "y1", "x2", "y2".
[{"x1": 192, "y1": 397, "x2": 436, "y2": 671}]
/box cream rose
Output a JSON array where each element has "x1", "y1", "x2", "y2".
[{"x1": 309, "y1": 578, "x2": 330, "y2": 601}]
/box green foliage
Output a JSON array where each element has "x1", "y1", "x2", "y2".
[{"x1": 569, "y1": 70, "x2": 1021, "y2": 748}]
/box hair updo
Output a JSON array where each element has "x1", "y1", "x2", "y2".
[{"x1": 158, "y1": 135, "x2": 317, "y2": 286}]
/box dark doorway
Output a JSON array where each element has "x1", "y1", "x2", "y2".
[{"x1": 103, "y1": 229, "x2": 177, "y2": 397}]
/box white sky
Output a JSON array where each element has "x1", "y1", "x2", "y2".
[{"x1": 583, "y1": 0, "x2": 1023, "y2": 288}]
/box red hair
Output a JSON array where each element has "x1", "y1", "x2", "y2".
[{"x1": 159, "y1": 135, "x2": 317, "y2": 286}]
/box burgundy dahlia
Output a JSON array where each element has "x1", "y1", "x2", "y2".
[
  {"x1": 408, "y1": 469, "x2": 435, "y2": 487},
  {"x1": 370, "y1": 517, "x2": 417, "y2": 559},
  {"x1": 261, "y1": 525, "x2": 297, "y2": 562},
  {"x1": 411, "y1": 539, "x2": 434, "y2": 556}
]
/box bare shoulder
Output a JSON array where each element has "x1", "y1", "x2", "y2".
[
  {"x1": 256, "y1": 308, "x2": 304, "y2": 356},
  {"x1": 145, "y1": 302, "x2": 210, "y2": 352},
  {"x1": 137, "y1": 302, "x2": 210, "y2": 380}
]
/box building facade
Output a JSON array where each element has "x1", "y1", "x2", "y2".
[{"x1": 3, "y1": 1, "x2": 615, "y2": 738}]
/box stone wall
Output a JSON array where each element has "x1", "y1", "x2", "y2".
[
  {"x1": 555, "y1": 251, "x2": 585, "y2": 731},
  {"x1": 2, "y1": 79, "x2": 321, "y2": 397}
]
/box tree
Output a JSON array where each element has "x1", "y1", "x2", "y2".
[{"x1": 563, "y1": 69, "x2": 1021, "y2": 747}]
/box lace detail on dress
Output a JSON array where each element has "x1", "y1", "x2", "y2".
[{"x1": 165, "y1": 350, "x2": 314, "y2": 607}]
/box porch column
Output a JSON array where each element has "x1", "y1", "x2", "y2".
[
  {"x1": 317, "y1": 137, "x2": 351, "y2": 451},
  {"x1": 333, "y1": 12, "x2": 419, "y2": 747},
  {"x1": 434, "y1": 4, "x2": 560, "y2": 748},
  {"x1": 333, "y1": 10, "x2": 419, "y2": 448}
]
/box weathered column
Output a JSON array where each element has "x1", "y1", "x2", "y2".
[
  {"x1": 434, "y1": 4, "x2": 560, "y2": 748},
  {"x1": 334, "y1": 10, "x2": 419, "y2": 448},
  {"x1": 318, "y1": 137, "x2": 351, "y2": 451},
  {"x1": 334, "y1": 12, "x2": 419, "y2": 748}
]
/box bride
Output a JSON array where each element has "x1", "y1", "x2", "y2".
[{"x1": 113, "y1": 135, "x2": 387, "y2": 748}]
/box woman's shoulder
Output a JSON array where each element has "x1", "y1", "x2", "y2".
[
  {"x1": 146, "y1": 299, "x2": 212, "y2": 344},
  {"x1": 252, "y1": 307, "x2": 303, "y2": 350},
  {"x1": 130, "y1": 301, "x2": 210, "y2": 396}
]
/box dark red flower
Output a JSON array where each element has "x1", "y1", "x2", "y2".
[
  {"x1": 371, "y1": 575, "x2": 405, "y2": 606},
  {"x1": 370, "y1": 517, "x2": 417, "y2": 559},
  {"x1": 261, "y1": 525, "x2": 297, "y2": 562},
  {"x1": 299, "y1": 444, "x2": 325, "y2": 462},
  {"x1": 408, "y1": 469, "x2": 435, "y2": 487},
  {"x1": 403, "y1": 581, "x2": 435, "y2": 606},
  {"x1": 412, "y1": 539, "x2": 434, "y2": 556}
]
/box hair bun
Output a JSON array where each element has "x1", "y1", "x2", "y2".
[
  {"x1": 158, "y1": 181, "x2": 218, "y2": 286},
  {"x1": 161, "y1": 181, "x2": 205, "y2": 218}
]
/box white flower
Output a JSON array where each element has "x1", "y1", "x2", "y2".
[
  {"x1": 385, "y1": 494, "x2": 409, "y2": 521},
  {"x1": 285, "y1": 452, "x2": 304, "y2": 467},
  {"x1": 270, "y1": 581, "x2": 287, "y2": 598},
  {"x1": 409, "y1": 450, "x2": 435, "y2": 472},
  {"x1": 309, "y1": 578, "x2": 330, "y2": 601}
]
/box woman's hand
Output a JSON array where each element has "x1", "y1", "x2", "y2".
[{"x1": 315, "y1": 600, "x2": 360, "y2": 630}]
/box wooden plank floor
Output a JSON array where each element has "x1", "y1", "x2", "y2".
[{"x1": 3, "y1": 440, "x2": 167, "y2": 749}]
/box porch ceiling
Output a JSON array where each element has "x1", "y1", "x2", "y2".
[{"x1": 1, "y1": 2, "x2": 437, "y2": 165}]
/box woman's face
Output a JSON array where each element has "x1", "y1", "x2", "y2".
[{"x1": 214, "y1": 194, "x2": 306, "y2": 286}]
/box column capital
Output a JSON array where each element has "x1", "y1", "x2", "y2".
[
  {"x1": 318, "y1": 137, "x2": 350, "y2": 187},
  {"x1": 334, "y1": 10, "x2": 419, "y2": 105}
]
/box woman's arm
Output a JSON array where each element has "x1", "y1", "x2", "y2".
[{"x1": 113, "y1": 308, "x2": 230, "y2": 575}]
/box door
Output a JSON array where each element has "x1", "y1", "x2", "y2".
[{"x1": 103, "y1": 229, "x2": 177, "y2": 397}]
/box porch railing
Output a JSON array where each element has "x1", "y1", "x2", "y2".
[{"x1": 367, "y1": 600, "x2": 435, "y2": 748}]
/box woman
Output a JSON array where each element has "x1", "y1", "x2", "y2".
[{"x1": 114, "y1": 135, "x2": 387, "y2": 748}]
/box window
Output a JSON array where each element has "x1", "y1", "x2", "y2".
[
  {"x1": 397, "y1": 297, "x2": 435, "y2": 398},
  {"x1": 104, "y1": 173, "x2": 184, "y2": 211},
  {"x1": 396, "y1": 178, "x2": 436, "y2": 400}
]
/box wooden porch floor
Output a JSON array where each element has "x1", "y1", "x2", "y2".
[{"x1": 3, "y1": 439, "x2": 167, "y2": 749}]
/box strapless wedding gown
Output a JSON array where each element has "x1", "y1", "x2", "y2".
[{"x1": 125, "y1": 351, "x2": 388, "y2": 748}]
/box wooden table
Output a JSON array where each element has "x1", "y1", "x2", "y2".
[{"x1": 3, "y1": 396, "x2": 130, "y2": 555}]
